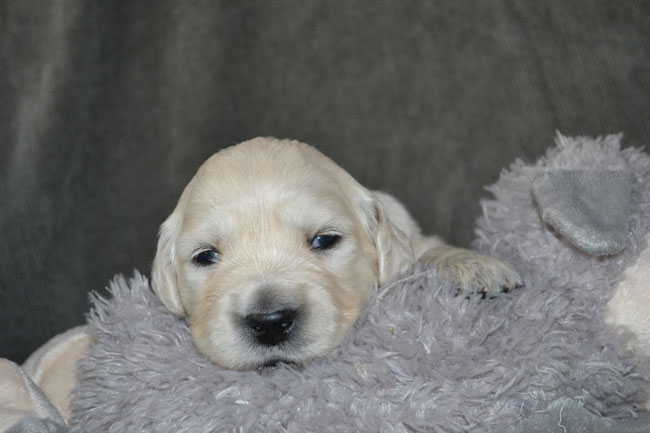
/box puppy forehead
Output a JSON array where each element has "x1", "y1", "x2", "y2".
[
  {"x1": 196, "y1": 140, "x2": 338, "y2": 194},
  {"x1": 185, "y1": 184, "x2": 353, "y2": 232},
  {"x1": 181, "y1": 141, "x2": 358, "y2": 236}
]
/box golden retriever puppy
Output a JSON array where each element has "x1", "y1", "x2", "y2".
[{"x1": 152, "y1": 137, "x2": 521, "y2": 370}]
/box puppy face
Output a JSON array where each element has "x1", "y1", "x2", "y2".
[{"x1": 152, "y1": 138, "x2": 413, "y2": 369}]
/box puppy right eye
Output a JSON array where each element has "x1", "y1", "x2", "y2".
[
  {"x1": 310, "y1": 234, "x2": 342, "y2": 251},
  {"x1": 193, "y1": 249, "x2": 219, "y2": 266}
]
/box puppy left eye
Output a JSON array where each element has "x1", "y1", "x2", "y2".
[
  {"x1": 193, "y1": 249, "x2": 219, "y2": 265},
  {"x1": 310, "y1": 234, "x2": 341, "y2": 251}
]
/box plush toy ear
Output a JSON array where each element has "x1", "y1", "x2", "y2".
[
  {"x1": 151, "y1": 212, "x2": 186, "y2": 316},
  {"x1": 371, "y1": 194, "x2": 416, "y2": 286},
  {"x1": 532, "y1": 169, "x2": 635, "y2": 256}
]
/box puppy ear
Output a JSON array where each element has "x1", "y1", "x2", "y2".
[
  {"x1": 151, "y1": 213, "x2": 186, "y2": 316},
  {"x1": 369, "y1": 193, "x2": 416, "y2": 286}
]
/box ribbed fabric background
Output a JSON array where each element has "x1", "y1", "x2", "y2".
[{"x1": 2, "y1": 1, "x2": 650, "y2": 362}]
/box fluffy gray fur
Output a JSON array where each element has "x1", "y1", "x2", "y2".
[
  {"x1": 70, "y1": 134, "x2": 650, "y2": 433},
  {"x1": 511, "y1": 398, "x2": 650, "y2": 433}
]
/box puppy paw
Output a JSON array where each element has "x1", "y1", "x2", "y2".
[{"x1": 419, "y1": 247, "x2": 523, "y2": 297}]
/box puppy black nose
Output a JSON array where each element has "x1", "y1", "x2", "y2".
[{"x1": 244, "y1": 309, "x2": 297, "y2": 346}]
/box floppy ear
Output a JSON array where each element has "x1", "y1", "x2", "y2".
[
  {"x1": 357, "y1": 192, "x2": 416, "y2": 286},
  {"x1": 373, "y1": 198, "x2": 415, "y2": 285},
  {"x1": 151, "y1": 211, "x2": 186, "y2": 316}
]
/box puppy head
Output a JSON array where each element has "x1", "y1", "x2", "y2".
[{"x1": 152, "y1": 138, "x2": 413, "y2": 369}]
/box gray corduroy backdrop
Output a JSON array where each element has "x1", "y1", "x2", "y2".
[{"x1": 2, "y1": 1, "x2": 649, "y2": 363}]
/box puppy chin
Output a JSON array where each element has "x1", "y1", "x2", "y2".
[{"x1": 191, "y1": 325, "x2": 339, "y2": 371}]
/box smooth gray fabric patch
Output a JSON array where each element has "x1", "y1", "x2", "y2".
[
  {"x1": 532, "y1": 170, "x2": 634, "y2": 256},
  {"x1": 511, "y1": 398, "x2": 650, "y2": 433}
]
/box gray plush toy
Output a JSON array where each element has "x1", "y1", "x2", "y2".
[{"x1": 62, "y1": 134, "x2": 650, "y2": 433}]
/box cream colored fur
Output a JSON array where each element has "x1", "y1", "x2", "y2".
[
  {"x1": 22, "y1": 326, "x2": 90, "y2": 421},
  {"x1": 606, "y1": 233, "x2": 650, "y2": 408},
  {"x1": 0, "y1": 359, "x2": 63, "y2": 430},
  {"x1": 151, "y1": 137, "x2": 522, "y2": 370}
]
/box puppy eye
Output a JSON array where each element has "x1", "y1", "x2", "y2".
[
  {"x1": 310, "y1": 234, "x2": 341, "y2": 251},
  {"x1": 193, "y1": 249, "x2": 219, "y2": 266}
]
